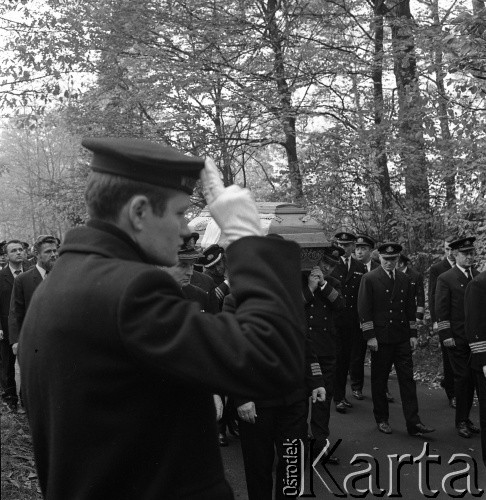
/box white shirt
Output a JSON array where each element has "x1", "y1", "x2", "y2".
[
  {"x1": 8, "y1": 264, "x2": 23, "y2": 278},
  {"x1": 455, "y1": 264, "x2": 471, "y2": 279},
  {"x1": 36, "y1": 264, "x2": 47, "y2": 280}
]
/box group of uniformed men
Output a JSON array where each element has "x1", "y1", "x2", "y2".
[{"x1": 0, "y1": 137, "x2": 485, "y2": 500}]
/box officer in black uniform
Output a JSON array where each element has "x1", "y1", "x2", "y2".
[
  {"x1": 465, "y1": 270, "x2": 486, "y2": 466},
  {"x1": 198, "y1": 244, "x2": 237, "y2": 446},
  {"x1": 436, "y1": 236, "x2": 480, "y2": 438},
  {"x1": 304, "y1": 244, "x2": 345, "y2": 464},
  {"x1": 397, "y1": 254, "x2": 425, "y2": 325},
  {"x1": 350, "y1": 234, "x2": 378, "y2": 400},
  {"x1": 428, "y1": 236, "x2": 456, "y2": 408},
  {"x1": 358, "y1": 242, "x2": 435, "y2": 436},
  {"x1": 331, "y1": 232, "x2": 366, "y2": 413}
]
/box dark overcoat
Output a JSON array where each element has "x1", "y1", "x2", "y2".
[
  {"x1": 302, "y1": 274, "x2": 345, "y2": 356},
  {"x1": 9, "y1": 265, "x2": 43, "y2": 345},
  {"x1": 404, "y1": 266, "x2": 425, "y2": 320},
  {"x1": 435, "y1": 266, "x2": 480, "y2": 344},
  {"x1": 428, "y1": 258, "x2": 453, "y2": 324},
  {"x1": 19, "y1": 220, "x2": 305, "y2": 500},
  {"x1": 331, "y1": 257, "x2": 365, "y2": 329},
  {"x1": 358, "y1": 266, "x2": 417, "y2": 344},
  {"x1": 224, "y1": 292, "x2": 325, "y2": 408},
  {"x1": 0, "y1": 265, "x2": 15, "y2": 342},
  {"x1": 465, "y1": 271, "x2": 486, "y2": 371}
]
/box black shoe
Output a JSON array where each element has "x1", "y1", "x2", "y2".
[
  {"x1": 466, "y1": 420, "x2": 480, "y2": 434},
  {"x1": 218, "y1": 433, "x2": 229, "y2": 447},
  {"x1": 342, "y1": 398, "x2": 353, "y2": 408},
  {"x1": 377, "y1": 422, "x2": 392, "y2": 434},
  {"x1": 457, "y1": 421, "x2": 472, "y2": 438},
  {"x1": 449, "y1": 397, "x2": 456, "y2": 409},
  {"x1": 352, "y1": 390, "x2": 364, "y2": 400},
  {"x1": 386, "y1": 392, "x2": 395, "y2": 403},
  {"x1": 409, "y1": 423, "x2": 435, "y2": 436},
  {"x1": 335, "y1": 401, "x2": 347, "y2": 413}
]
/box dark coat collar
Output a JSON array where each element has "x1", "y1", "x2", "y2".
[
  {"x1": 0, "y1": 265, "x2": 15, "y2": 285},
  {"x1": 60, "y1": 219, "x2": 150, "y2": 263},
  {"x1": 26, "y1": 265, "x2": 44, "y2": 285}
]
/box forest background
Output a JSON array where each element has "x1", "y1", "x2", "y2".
[
  {"x1": 0, "y1": 3, "x2": 485, "y2": 496},
  {"x1": 1, "y1": 0, "x2": 485, "y2": 271}
]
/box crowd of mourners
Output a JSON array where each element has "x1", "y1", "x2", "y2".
[
  {"x1": 1, "y1": 228, "x2": 485, "y2": 498},
  {"x1": 1, "y1": 137, "x2": 485, "y2": 499}
]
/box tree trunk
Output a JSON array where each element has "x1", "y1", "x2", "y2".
[
  {"x1": 263, "y1": 0, "x2": 303, "y2": 203},
  {"x1": 386, "y1": 0, "x2": 430, "y2": 213},
  {"x1": 431, "y1": 0, "x2": 456, "y2": 209},
  {"x1": 372, "y1": 1, "x2": 393, "y2": 214}
]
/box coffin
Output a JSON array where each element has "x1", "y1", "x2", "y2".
[{"x1": 188, "y1": 202, "x2": 330, "y2": 270}]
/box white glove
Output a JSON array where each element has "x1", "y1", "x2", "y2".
[
  {"x1": 237, "y1": 402, "x2": 257, "y2": 424},
  {"x1": 201, "y1": 157, "x2": 263, "y2": 247},
  {"x1": 213, "y1": 394, "x2": 224, "y2": 421}
]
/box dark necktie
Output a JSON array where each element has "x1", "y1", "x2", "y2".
[
  {"x1": 466, "y1": 268, "x2": 473, "y2": 281},
  {"x1": 14, "y1": 270, "x2": 21, "y2": 276},
  {"x1": 388, "y1": 271, "x2": 394, "y2": 284}
]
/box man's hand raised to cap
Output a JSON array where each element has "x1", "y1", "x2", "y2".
[
  {"x1": 201, "y1": 157, "x2": 225, "y2": 205},
  {"x1": 201, "y1": 157, "x2": 263, "y2": 248}
]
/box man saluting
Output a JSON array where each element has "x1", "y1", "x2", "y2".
[{"x1": 19, "y1": 138, "x2": 306, "y2": 500}]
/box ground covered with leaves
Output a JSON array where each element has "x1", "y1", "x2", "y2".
[{"x1": 1, "y1": 405, "x2": 42, "y2": 500}]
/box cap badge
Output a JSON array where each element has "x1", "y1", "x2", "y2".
[{"x1": 386, "y1": 246, "x2": 393, "y2": 253}]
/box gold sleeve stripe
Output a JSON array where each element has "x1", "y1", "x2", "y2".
[
  {"x1": 416, "y1": 307, "x2": 425, "y2": 313},
  {"x1": 470, "y1": 341, "x2": 486, "y2": 353},
  {"x1": 437, "y1": 321, "x2": 450, "y2": 331},
  {"x1": 328, "y1": 289, "x2": 338, "y2": 302},
  {"x1": 311, "y1": 363, "x2": 322, "y2": 376},
  {"x1": 361, "y1": 321, "x2": 374, "y2": 331}
]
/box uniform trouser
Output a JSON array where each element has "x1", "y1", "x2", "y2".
[
  {"x1": 350, "y1": 336, "x2": 368, "y2": 392},
  {"x1": 334, "y1": 323, "x2": 359, "y2": 402},
  {"x1": 440, "y1": 341, "x2": 455, "y2": 399},
  {"x1": 370, "y1": 340, "x2": 420, "y2": 431},
  {"x1": 474, "y1": 370, "x2": 486, "y2": 467},
  {"x1": 0, "y1": 338, "x2": 18, "y2": 403},
  {"x1": 218, "y1": 395, "x2": 238, "y2": 436},
  {"x1": 310, "y1": 354, "x2": 336, "y2": 454},
  {"x1": 445, "y1": 343, "x2": 475, "y2": 425},
  {"x1": 239, "y1": 399, "x2": 307, "y2": 500}
]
